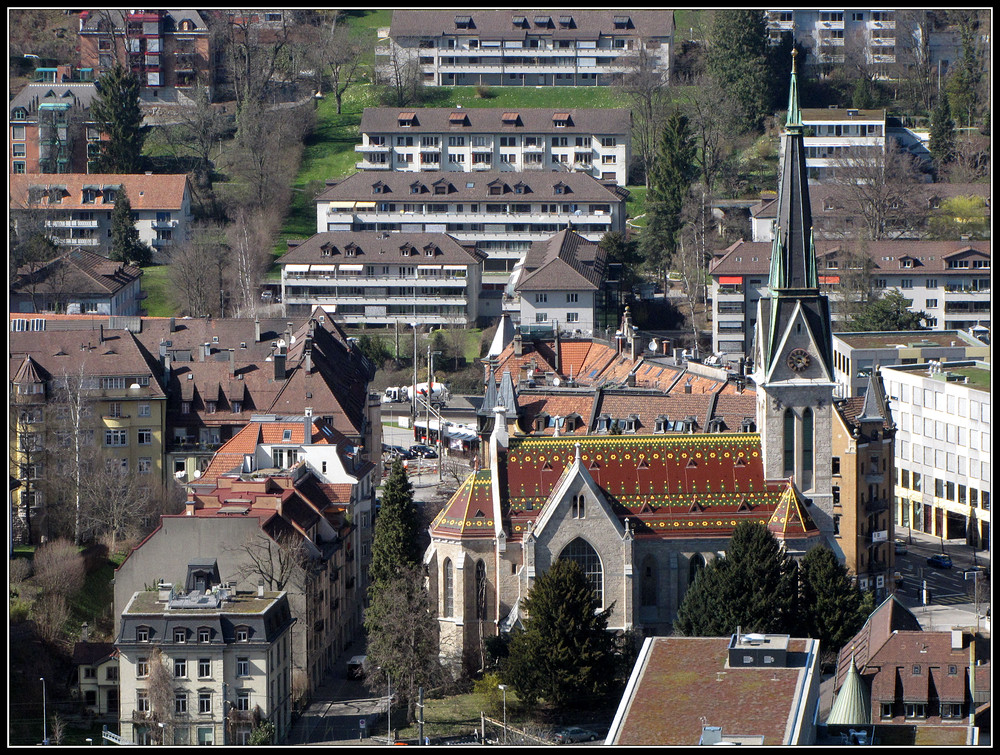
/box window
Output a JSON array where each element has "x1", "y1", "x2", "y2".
[
  {"x1": 236, "y1": 627, "x2": 249, "y2": 642},
  {"x1": 904, "y1": 702, "x2": 926, "y2": 719},
  {"x1": 175, "y1": 692, "x2": 187, "y2": 715},
  {"x1": 105, "y1": 429, "x2": 128, "y2": 446},
  {"x1": 237, "y1": 691, "x2": 251, "y2": 711},
  {"x1": 535, "y1": 293, "x2": 547, "y2": 303},
  {"x1": 174, "y1": 658, "x2": 187, "y2": 678},
  {"x1": 237, "y1": 657, "x2": 249, "y2": 677},
  {"x1": 174, "y1": 628, "x2": 186, "y2": 643},
  {"x1": 443, "y1": 559, "x2": 454, "y2": 617},
  {"x1": 560, "y1": 538, "x2": 602, "y2": 604},
  {"x1": 181, "y1": 401, "x2": 191, "y2": 415},
  {"x1": 880, "y1": 702, "x2": 893, "y2": 719},
  {"x1": 137, "y1": 627, "x2": 150, "y2": 643},
  {"x1": 137, "y1": 691, "x2": 150, "y2": 713},
  {"x1": 199, "y1": 692, "x2": 211, "y2": 714},
  {"x1": 138, "y1": 402, "x2": 151, "y2": 417},
  {"x1": 137, "y1": 426, "x2": 153, "y2": 445},
  {"x1": 926, "y1": 299, "x2": 938, "y2": 309},
  {"x1": 198, "y1": 628, "x2": 211, "y2": 643},
  {"x1": 572, "y1": 493, "x2": 585, "y2": 518},
  {"x1": 198, "y1": 659, "x2": 211, "y2": 678},
  {"x1": 107, "y1": 401, "x2": 123, "y2": 418}
]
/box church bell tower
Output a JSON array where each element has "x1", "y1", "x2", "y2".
[{"x1": 753, "y1": 51, "x2": 836, "y2": 540}]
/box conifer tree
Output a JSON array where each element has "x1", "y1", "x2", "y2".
[
  {"x1": 797, "y1": 545, "x2": 874, "y2": 653},
  {"x1": 109, "y1": 187, "x2": 151, "y2": 267},
  {"x1": 90, "y1": 63, "x2": 149, "y2": 174},
  {"x1": 929, "y1": 95, "x2": 957, "y2": 169},
  {"x1": 707, "y1": 10, "x2": 773, "y2": 133},
  {"x1": 501, "y1": 559, "x2": 616, "y2": 708},
  {"x1": 368, "y1": 458, "x2": 420, "y2": 590}
]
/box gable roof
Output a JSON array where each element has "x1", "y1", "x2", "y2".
[
  {"x1": 515, "y1": 229, "x2": 605, "y2": 292},
  {"x1": 10, "y1": 173, "x2": 190, "y2": 211},
  {"x1": 13, "y1": 247, "x2": 142, "y2": 298}
]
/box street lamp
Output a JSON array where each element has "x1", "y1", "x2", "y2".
[
  {"x1": 386, "y1": 669, "x2": 392, "y2": 745},
  {"x1": 39, "y1": 677, "x2": 48, "y2": 746},
  {"x1": 85, "y1": 738, "x2": 93, "y2": 746},
  {"x1": 497, "y1": 684, "x2": 507, "y2": 745}
]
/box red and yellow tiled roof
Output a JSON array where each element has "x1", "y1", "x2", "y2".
[{"x1": 430, "y1": 471, "x2": 497, "y2": 538}]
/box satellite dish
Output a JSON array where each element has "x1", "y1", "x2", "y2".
[
  {"x1": 552, "y1": 377, "x2": 561, "y2": 387},
  {"x1": 193, "y1": 470, "x2": 202, "y2": 479},
  {"x1": 648, "y1": 338, "x2": 659, "y2": 352},
  {"x1": 276, "y1": 339, "x2": 286, "y2": 349}
]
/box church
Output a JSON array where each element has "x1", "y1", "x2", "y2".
[{"x1": 424, "y1": 55, "x2": 842, "y2": 671}]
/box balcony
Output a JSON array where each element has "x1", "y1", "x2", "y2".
[
  {"x1": 151, "y1": 238, "x2": 173, "y2": 248},
  {"x1": 355, "y1": 160, "x2": 391, "y2": 170},
  {"x1": 355, "y1": 143, "x2": 390, "y2": 153},
  {"x1": 53, "y1": 237, "x2": 101, "y2": 246},
  {"x1": 46, "y1": 219, "x2": 100, "y2": 229}
]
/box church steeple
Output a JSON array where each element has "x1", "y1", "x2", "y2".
[{"x1": 769, "y1": 49, "x2": 818, "y2": 293}]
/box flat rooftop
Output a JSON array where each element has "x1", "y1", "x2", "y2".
[
  {"x1": 125, "y1": 589, "x2": 281, "y2": 615},
  {"x1": 833, "y1": 331, "x2": 982, "y2": 350}
]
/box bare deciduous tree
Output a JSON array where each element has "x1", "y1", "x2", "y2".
[
  {"x1": 226, "y1": 207, "x2": 276, "y2": 318},
  {"x1": 619, "y1": 47, "x2": 671, "y2": 187},
  {"x1": 230, "y1": 531, "x2": 307, "y2": 593},
  {"x1": 375, "y1": 43, "x2": 424, "y2": 107},
  {"x1": 168, "y1": 221, "x2": 229, "y2": 317},
  {"x1": 828, "y1": 145, "x2": 928, "y2": 241},
  {"x1": 300, "y1": 13, "x2": 367, "y2": 114}
]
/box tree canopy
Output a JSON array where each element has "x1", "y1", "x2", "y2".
[
  {"x1": 707, "y1": 11, "x2": 774, "y2": 134},
  {"x1": 109, "y1": 188, "x2": 152, "y2": 267},
  {"x1": 929, "y1": 95, "x2": 957, "y2": 169},
  {"x1": 846, "y1": 289, "x2": 928, "y2": 332},
  {"x1": 368, "y1": 459, "x2": 421, "y2": 590},
  {"x1": 90, "y1": 63, "x2": 149, "y2": 174},
  {"x1": 501, "y1": 558, "x2": 617, "y2": 708},
  {"x1": 797, "y1": 546, "x2": 874, "y2": 653},
  {"x1": 674, "y1": 521, "x2": 799, "y2": 636}
]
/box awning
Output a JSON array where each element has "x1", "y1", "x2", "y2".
[
  {"x1": 719, "y1": 276, "x2": 743, "y2": 284},
  {"x1": 284, "y1": 264, "x2": 310, "y2": 272},
  {"x1": 819, "y1": 275, "x2": 841, "y2": 284},
  {"x1": 339, "y1": 264, "x2": 364, "y2": 272},
  {"x1": 355, "y1": 201, "x2": 376, "y2": 208},
  {"x1": 310, "y1": 265, "x2": 338, "y2": 273},
  {"x1": 417, "y1": 264, "x2": 443, "y2": 270},
  {"x1": 328, "y1": 201, "x2": 356, "y2": 209},
  {"x1": 443, "y1": 265, "x2": 468, "y2": 271}
]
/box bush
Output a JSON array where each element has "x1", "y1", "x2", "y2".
[
  {"x1": 33, "y1": 593, "x2": 70, "y2": 644},
  {"x1": 473, "y1": 673, "x2": 505, "y2": 718},
  {"x1": 34, "y1": 539, "x2": 85, "y2": 598},
  {"x1": 10, "y1": 596, "x2": 32, "y2": 623},
  {"x1": 475, "y1": 85, "x2": 495, "y2": 99},
  {"x1": 9, "y1": 558, "x2": 33, "y2": 584}
]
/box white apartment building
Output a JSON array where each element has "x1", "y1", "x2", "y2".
[
  {"x1": 355, "y1": 107, "x2": 632, "y2": 186},
  {"x1": 831, "y1": 330, "x2": 991, "y2": 398},
  {"x1": 882, "y1": 361, "x2": 990, "y2": 548},
  {"x1": 766, "y1": 9, "x2": 962, "y2": 80},
  {"x1": 117, "y1": 578, "x2": 294, "y2": 746},
  {"x1": 796, "y1": 107, "x2": 887, "y2": 182},
  {"x1": 315, "y1": 171, "x2": 627, "y2": 286},
  {"x1": 279, "y1": 232, "x2": 485, "y2": 327},
  {"x1": 379, "y1": 10, "x2": 673, "y2": 87},
  {"x1": 9, "y1": 173, "x2": 193, "y2": 258},
  {"x1": 709, "y1": 240, "x2": 991, "y2": 359}
]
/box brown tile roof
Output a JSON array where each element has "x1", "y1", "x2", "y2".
[
  {"x1": 516, "y1": 229, "x2": 605, "y2": 292},
  {"x1": 10, "y1": 173, "x2": 190, "y2": 211},
  {"x1": 280, "y1": 231, "x2": 485, "y2": 267},
  {"x1": 317, "y1": 170, "x2": 624, "y2": 203},
  {"x1": 612, "y1": 637, "x2": 812, "y2": 745},
  {"x1": 13, "y1": 247, "x2": 142, "y2": 298},
  {"x1": 594, "y1": 392, "x2": 713, "y2": 432},
  {"x1": 834, "y1": 595, "x2": 924, "y2": 691},
  {"x1": 359, "y1": 107, "x2": 630, "y2": 135},
  {"x1": 516, "y1": 393, "x2": 594, "y2": 435},
  {"x1": 389, "y1": 10, "x2": 673, "y2": 40}
]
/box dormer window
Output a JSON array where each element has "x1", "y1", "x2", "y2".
[
  {"x1": 654, "y1": 416, "x2": 668, "y2": 433},
  {"x1": 137, "y1": 626, "x2": 150, "y2": 642},
  {"x1": 321, "y1": 243, "x2": 334, "y2": 257},
  {"x1": 282, "y1": 429, "x2": 292, "y2": 441},
  {"x1": 553, "y1": 113, "x2": 571, "y2": 128},
  {"x1": 174, "y1": 628, "x2": 187, "y2": 643},
  {"x1": 558, "y1": 15, "x2": 574, "y2": 28},
  {"x1": 454, "y1": 15, "x2": 472, "y2": 29},
  {"x1": 345, "y1": 244, "x2": 358, "y2": 257},
  {"x1": 424, "y1": 245, "x2": 437, "y2": 257},
  {"x1": 235, "y1": 626, "x2": 249, "y2": 642},
  {"x1": 554, "y1": 183, "x2": 567, "y2": 195},
  {"x1": 512, "y1": 15, "x2": 527, "y2": 28},
  {"x1": 398, "y1": 111, "x2": 416, "y2": 127},
  {"x1": 614, "y1": 15, "x2": 632, "y2": 29},
  {"x1": 624, "y1": 414, "x2": 639, "y2": 433},
  {"x1": 534, "y1": 15, "x2": 552, "y2": 28},
  {"x1": 596, "y1": 414, "x2": 611, "y2": 433}
]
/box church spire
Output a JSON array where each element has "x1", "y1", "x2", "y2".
[{"x1": 769, "y1": 49, "x2": 817, "y2": 293}]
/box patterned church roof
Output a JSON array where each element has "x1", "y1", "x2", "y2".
[
  {"x1": 430, "y1": 434, "x2": 806, "y2": 542},
  {"x1": 767, "y1": 478, "x2": 820, "y2": 539}
]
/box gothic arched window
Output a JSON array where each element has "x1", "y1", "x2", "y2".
[
  {"x1": 689, "y1": 553, "x2": 706, "y2": 585},
  {"x1": 640, "y1": 555, "x2": 658, "y2": 607},
  {"x1": 783, "y1": 408, "x2": 795, "y2": 477},
  {"x1": 475, "y1": 560, "x2": 487, "y2": 620},
  {"x1": 443, "y1": 558, "x2": 454, "y2": 617},
  {"x1": 802, "y1": 408, "x2": 814, "y2": 488},
  {"x1": 559, "y1": 538, "x2": 603, "y2": 604}
]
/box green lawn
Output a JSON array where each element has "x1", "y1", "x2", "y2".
[{"x1": 141, "y1": 265, "x2": 174, "y2": 317}]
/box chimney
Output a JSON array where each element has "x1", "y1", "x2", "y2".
[
  {"x1": 169, "y1": 316, "x2": 176, "y2": 333},
  {"x1": 163, "y1": 353, "x2": 172, "y2": 385},
  {"x1": 951, "y1": 628, "x2": 964, "y2": 650},
  {"x1": 228, "y1": 348, "x2": 235, "y2": 377},
  {"x1": 99, "y1": 323, "x2": 104, "y2": 344},
  {"x1": 274, "y1": 351, "x2": 287, "y2": 381},
  {"x1": 254, "y1": 318, "x2": 261, "y2": 343},
  {"x1": 257, "y1": 579, "x2": 265, "y2": 598},
  {"x1": 303, "y1": 337, "x2": 313, "y2": 373},
  {"x1": 554, "y1": 328, "x2": 561, "y2": 372},
  {"x1": 200, "y1": 342, "x2": 209, "y2": 361},
  {"x1": 81, "y1": 622, "x2": 89, "y2": 642},
  {"x1": 304, "y1": 415, "x2": 312, "y2": 443},
  {"x1": 514, "y1": 333, "x2": 523, "y2": 357}
]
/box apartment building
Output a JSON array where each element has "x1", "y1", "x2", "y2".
[
  {"x1": 766, "y1": 9, "x2": 961, "y2": 80},
  {"x1": 9, "y1": 324, "x2": 167, "y2": 544},
  {"x1": 116, "y1": 575, "x2": 294, "y2": 745},
  {"x1": 831, "y1": 330, "x2": 990, "y2": 398},
  {"x1": 380, "y1": 10, "x2": 673, "y2": 87},
  {"x1": 512, "y1": 229, "x2": 607, "y2": 335},
  {"x1": 882, "y1": 361, "x2": 990, "y2": 549},
  {"x1": 279, "y1": 232, "x2": 485, "y2": 327},
  {"x1": 9, "y1": 83, "x2": 100, "y2": 175},
  {"x1": 78, "y1": 9, "x2": 216, "y2": 103},
  {"x1": 831, "y1": 373, "x2": 896, "y2": 595},
  {"x1": 356, "y1": 107, "x2": 632, "y2": 185},
  {"x1": 315, "y1": 171, "x2": 627, "y2": 285},
  {"x1": 709, "y1": 240, "x2": 991, "y2": 358},
  {"x1": 792, "y1": 107, "x2": 887, "y2": 182},
  {"x1": 9, "y1": 173, "x2": 193, "y2": 259},
  {"x1": 11, "y1": 247, "x2": 144, "y2": 317}
]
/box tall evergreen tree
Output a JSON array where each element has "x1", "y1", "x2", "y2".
[
  {"x1": 368, "y1": 458, "x2": 420, "y2": 590},
  {"x1": 674, "y1": 521, "x2": 799, "y2": 636},
  {"x1": 109, "y1": 188, "x2": 151, "y2": 267},
  {"x1": 90, "y1": 63, "x2": 149, "y2": 174},
  {"x1": 501, "y1": 559, "x2": 616, "y2": 708},
  {"x1": 707, "y1": 10, "x2": 773, "y2": 133},
  {"x1": 797, "y1": 546, "x2": 874, "y2": 653},
  {"x1": 640, "y1": 110, "x2": 697, "y2": 288},
  {"x1": 929, "y1": 95, "x2": 957, "y2": 169},
  {"x1": 847, "y1": 289, "x2": 928, "y2": 332}
]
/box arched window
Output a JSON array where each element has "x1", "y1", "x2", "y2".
[
  {"x1": 689, "y1": 553, "x2": 706, "y2": 585},
  {"x1": 783, "y1": 408, "x2": 795, "y2": 477},
  {"x1": 559, "y1": 538, "x2": 603, "y2": 604},
  {"x1": 802, "y1": 408, "x2": 814, "y2": 489},
  {"x1": 640, "y1": 555, "x2": 658, "y2": 607},
  {"x1": 475, "y1": 560, "x2": 487, "y2": 620},
  {"x1": 572, "y1": 493, "x2": 585, "y2": 518},
  {"x1": 443, "y1": 559, "x2": 454, "y2": 617}
]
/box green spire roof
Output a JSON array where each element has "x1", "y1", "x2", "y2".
[
  {"x1": 785, "y1": 49, "x2": 802, "y2": 130},
  {"x1": 827, "y1": 656, "x2": 870, "y2": 726}
]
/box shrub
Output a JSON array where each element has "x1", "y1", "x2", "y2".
[
  {"x1": 9, "y1": 557, "x2": 33, "y2": 584},
  {"x1": 10, "y1": 597, "x2": 32, "y2": 623},
  {"x1": 33, "y1": 593, "x2": 70, "y2": 644},
  {"x1": 473, "y1": 672, "x2": 505, "y2": 718},
  {"x1": 475, "y1": 85, "x2": 495, "y2": 99},
  {"x1": 34, "y1": 538, "x2": 86, "y2": 598}
]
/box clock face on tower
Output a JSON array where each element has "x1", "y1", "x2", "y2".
[{"x1": 787, "y1": 348, "x2": 811, "y2": 372}]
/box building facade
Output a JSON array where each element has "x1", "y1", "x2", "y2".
[
  {"x1": 795, "y1": 107, "x2": 887, "y2": 182},
  {"x1": 710, "y1": 240, "x2": 991, "y2": 358},
  {"x1": 9, "y1": 173, "x2": 194, "y2": 259},
  {"x1": 116, "y1": 576, "x2": 294, "y2": 745},
  {"x1": 11, "y1": 247, "x2": 144, "y2": 316},
  {"x1": 882, "y1": 361, "x2": 990, "y2": 548},
  {"x1": 356, "y1": 107, "x2": 631, "y2": 185},
  {"x1": 9, "y1": 83, "x2": 100, "y2": 175},
  {"x1": 315, "y1": 171, "x2": 627, "y2": 286},
  {"x1": 379, "y1": 10, "x2": 672, "y2": 88},
  {"x1": 279, "y1": 232, "x2": 485, "y2": 327}
]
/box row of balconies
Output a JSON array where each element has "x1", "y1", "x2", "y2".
[
  {"x1": 340, "y1": 210, "x2": 614, "y2": 222},
  {"x1": 284, "y1": 274, "x2": 469, "y2": 285},
  {"x1": 45, "y1": 219, "x2": 101, "y2": 229}
]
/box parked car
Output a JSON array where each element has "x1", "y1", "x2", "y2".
[
  {"x1": 410, "y1": 444, "x2": 438, "y2": 459},
  {"x1": 383, "y1": 444, "x2": 415, "y2": 460},
  {"x1": 553, "y1": 727, "x2": 599, "y2": 744},
  {"x1": 926, "y1": 553, "x2": 953, "y2": 569},
  {"x1": 894, "y1": 539, "x2": 908, "y2": 555}
]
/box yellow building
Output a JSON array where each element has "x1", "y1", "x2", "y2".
[{"x1": 10, "y1": 323, "x2": 167, "y2": 543}]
